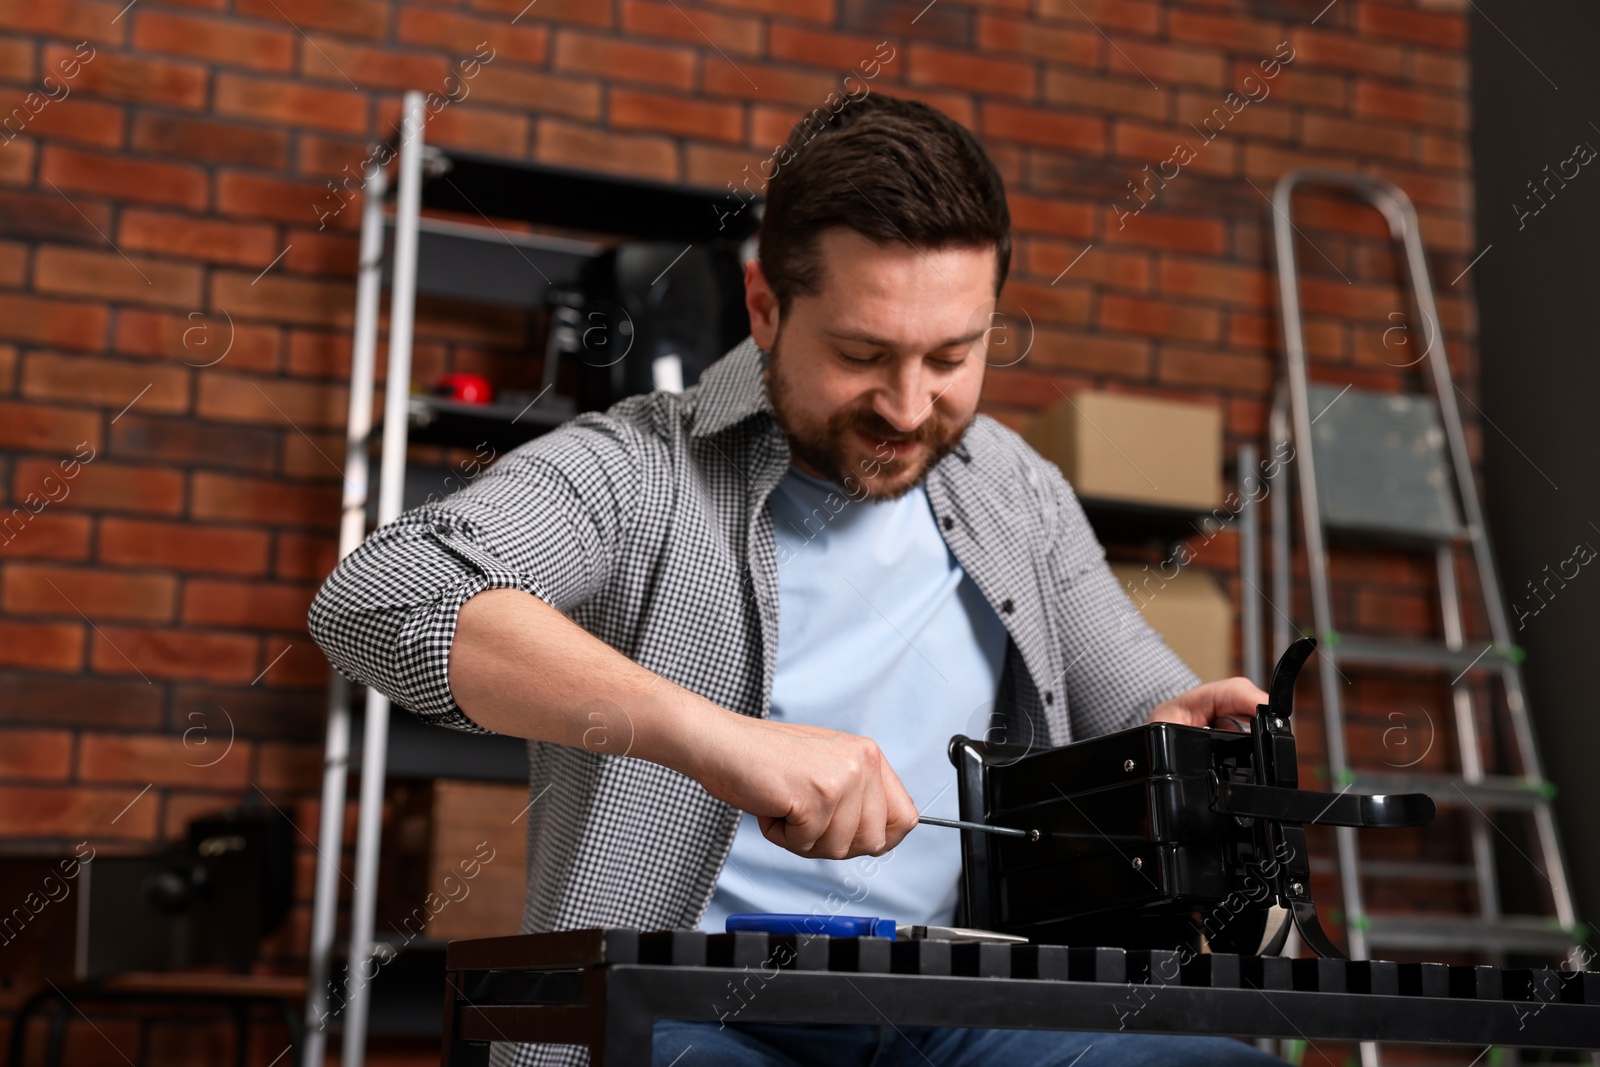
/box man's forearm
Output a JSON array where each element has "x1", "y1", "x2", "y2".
[{"x1": 448, "y1": 587, "x2": 725, "y2": 778}]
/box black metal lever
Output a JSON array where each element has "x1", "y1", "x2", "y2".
[{"x1": 1211, "y1": 776, "x2": 1436, "y2": 828}]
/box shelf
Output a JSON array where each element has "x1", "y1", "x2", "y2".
[
  {"x1": 1078, "y1": 496, "x2": 1220, "y2": 546},
  {"x1": 406, "y1": 393, "x2": 574, "y2": 453},
  {"x1": 383, "y1": 214, "x2": 603, "y2": 310},
  {"x1": 350, "y1": 701, "x2": 528, "y2": 784}
]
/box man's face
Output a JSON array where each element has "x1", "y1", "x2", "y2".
[{"x1": 748, "y1": 227, "x2": 997, "y2": 502}]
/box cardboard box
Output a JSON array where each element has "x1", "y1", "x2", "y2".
[
  {"x1": 380, "y1": 779, "x2": 528, "y2": 941},
  {"x1": 1025, "y1": 392, "x2": 1222, "y2": 510},
  {"x1": 1110, "y1": 563, "x2": 1233, "y2": 682}
]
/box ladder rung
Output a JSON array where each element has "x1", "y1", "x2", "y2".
[
  {"x1": 1363, "y1": 915, "x2": 1581, "y2": 954},
  {"x1": 1348, "y1": 772, "x2": 1551, "y2": 811},
  {"x1": 1331, "y1": 636, "x2": 1518, "y2": 674}
]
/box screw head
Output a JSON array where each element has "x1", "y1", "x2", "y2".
[
  {"x1": 1290, "y1": 881, "x2": 1305, "y2": 896},
  {"x1": 1131, "y1": 857, "x2": 1143, "y2": 871},
  {"x1": 1123, "y1": 758, "x2": 1136, "y2": 772}
]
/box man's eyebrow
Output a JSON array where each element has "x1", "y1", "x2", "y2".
[{"x1": 823, "y1": 327, "x2": 989, "y2": 352}]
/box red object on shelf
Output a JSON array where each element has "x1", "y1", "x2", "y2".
[{"x1": 435, "y1": 373, "x2": 494, "y2": 404}]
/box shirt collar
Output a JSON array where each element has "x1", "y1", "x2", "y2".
[{"x1": 687, "y1": 336, "x2": 776, "y2": 439}]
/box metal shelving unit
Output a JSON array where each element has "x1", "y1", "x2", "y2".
[{"x1": 305, "y1": 91, "x2": 759, "y2": 1067}]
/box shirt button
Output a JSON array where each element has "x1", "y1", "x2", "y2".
[
  {"x1": 1000, "y1": 598, "x2": 1014, "y2": 614},
  {"x1": 1045, "y1": 691, "x2": 1055, "y2": 705},
  {"x1": 434, "y1": 523, "x2": 450, "y2": 536},
  {"x1": 941, "y1": 515, "x2": 955, "y2": 531}
]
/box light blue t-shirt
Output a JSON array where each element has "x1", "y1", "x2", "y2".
[{"x1": 698, "y1": 464, "x2": 1009, "y2": 933}]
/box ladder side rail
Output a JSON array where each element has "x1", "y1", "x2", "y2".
[
  {"x1": 303, "y1": 159, "x2": 391, "y2": 1067},
  {"x1": 1270, "y1": 171, "x2": 1370, "y2": 966},
  {"x1": 341, "y1": 90, "x2": 429, "y2": 1067}
]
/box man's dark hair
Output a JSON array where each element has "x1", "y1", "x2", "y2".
[{"x1": 758, "y1": 93, "x2": 1012, "y2": 315}]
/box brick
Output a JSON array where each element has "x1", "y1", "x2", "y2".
[
  {"x1": 21, "y1": 353, "x2": 189, "y2": 415},
  {"x1": 215, "y1": 74, "x2": 368, "y2": 135},
  {"x1": 1104, "y1": 208, "x2": 1227, "y2": 256},
  {"x1": 612, "y1": 89, "x2": 743, "y2": 143},
  {"x1": 110, "y1": 414, "x2": 279, "y2": 473},
  {"x1": 79, "y1": 731, "x2": 251, "y2": 788},
  {"x1": 468, "y1": 0, "x2": 613, "y2": 28},
  {"x1": 280, "y1": 229, "x2": 361, "y2": 278},
  {"x1": 1288, "y1": 27, "x2": 1405, "y2": 77},
  {"x1": 535, "y1": 119, "x2": 678, "y2": 182},
  {"x1": 0, "y1": 241, "x2": 22, "y2": 286},
  {"x1": 0, "y1": 511, "x2": 92, "y2": 561},
  {"x1": 704, "y1": 62, "x2": 840, "y2": 108},
  {"x1": 274, "y1": 531, "x2": 337, "y2": 581},
  {"x1": 1240, "y1": 142, "x2": 1354, "y2": 185},
  {"x1": 0, "y1": 0, "x2": 128, "y2": 46},
  {"x1": 1112, "y1": 121, "x2": 1235, "y2": 178},
  {"x1": 118, "y1": 209, "x2": 282, "y2": 270},
  {"x1": 14, "y1": 456, "x2": 184, "y2": 515},
  {"x1": 0, "y1": 618, "x2": 82, "y2": 670},
  {"x1": 0, "y1": 786, "x2": 158, "y2": 840},
  {"x1": 114, "y1": 310, "x2": 282, "y2": 374},
  {"x1": 4, "y1": 564, "x2": 176, "y2": 623},
  {"x1": 1009, "y1": 192, "x2": 1095, "y2": 239},
  {"x1": 257, "y1": 740, "x2": 322, "y2": 791},
  {"x1": 3, "y1": 97, "x2": 124, "y2": 150},
  {"x1": 1301, "y1": 113, "x2": 1414, "y2": 162},
  {"x1": 40, "y1": 146, "x2": 207, "y2": 211},
  {"x1": 908, "y1": 43, "x2": 1033, "y2": 99},
  {"x1": 398, "y1": 8, "x2": 550, "y2": 65},
  {"x1": 182, "y1": 579, "x2": 316, "y2": 630},
  {"x1": 554, "y1": 31, "x2": 695, "y2": 91},
  {"x1": 0, "y1": 671, "x2": 164, "y2": 729},
  {"x1": 1355, "y1": 3, "x2": 1465, "y2": 48},
  {"x1": 1044, "y1": 69, "x2": 1168, "y2": 122},
  {"x1": 256, "y1": 637, "x2": 327, "y2": 688},
  {"x1": 99, "y1": 518, "x2": 267, "y2": 577},
  {"x1": 0, "y1": 402, "x2": 100, "y2": 452},
  {"x1": 1100, "y1": 293, "x2": 1221, "y2": 343},
  {"x1": 1158, "y1": 257, "x2": 1269, "y2": 307},
  {"x1": 133, "y1": 9, "x2": 295, "y2": 72},
  {"x1": 1355, "y1": 82, "x2": 1469, "y2": 131},
  {"x1": 34, "y1": 246, "x2": 204, "y2": 310},
  {"x1": 197, "y1": 372, "x2": 347, "y2": 430},
  {"x1": 0, "y1": 188, "x2": 114, "y2": 244},
  {"x1": 1168, "y1": 11, "x2": 1285, "y2": 54},
  {"x1": 1412, "y1": 50, "x2": 1468, "y2": 92},
  {"x1": 131, "y1": 113, "x2": 290, "y2": 169},
  {"x1": 0, "y1": 133, "x2": 34, "y2": 184},
  {"x1": 0, "y1": 35, "x2": 33, "y2": 80},
  {"x1": 976, "y1": 14, "x2": 1098, "y2": 66},
  {"x1": 1019, "y1": 238, "x2": 1151, "y2": 291},
  {"x1": 40, "y1": 43, "x2": 207, "y2": 109},
  {"x1": 465, "y1": 65, "x2": 601, "y2": 121},
  {"x1": 1108, "y1": 40, "x2": 1226, "y2": 90},
  {"x1": 998, "y1": 280, "x2": 1091, "y2": 327},
  {"x1": 621, "y1": 1, "x2": 759, "y2": 57},
  {"x1": 1033, "y1": 0, "x2": 1159, "y2": 35},
  {"x1": 191, "y1": 472, "x2": 339, "y2": 529},
  {"x1": 1029, "y1": 326, "x2": 1152, "y2": 378},
  {"x1": 1242, "y1": 64, "x2": 1347, "y2": 108},
  {"x1": 983, "y1": 103, "x2": 1105, "y2": 153},
  {"x1": 217, "y1": 171, "x2": 351, "y2": 231},
  {"x1": 878, "y1": 84, "x2": 974, "y2": 127},
  {"x1": 1177, "y1": 89, "x2": 1293, "y2": 142},
  {"x1": 1420, "y1": 132, "x2": 1468, "y2": 170},
  {"x1": 173, "y1": 684, "x2": 324, "y2": 741},
  {"x1": 1158, "y1": 345, "x2": 1273, "y2": 392},
  {"x1": 299, "y1": 36, "x2": 451, "y2": 91},
  {"x1": 0, "y1": 294, "x2": 106, "y2": 350},
  {"x1": 235, "y1": 0, "x2": 388, "y2": 39},
  {"x1": 90, "y1": 625, "x2": 259, "y2": 682},
  {"x1": 713, "y1": 0, "x2": 833, "y2": 19},
  {"x1": 0, "y1": 729, "x2": 73, "y2": 780},
  {"x1": 212, "y1": 269, "x2": 354, "y2": 327}
]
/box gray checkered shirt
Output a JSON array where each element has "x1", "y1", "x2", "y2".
[{"x1": 308, "y1": 337, "x2": 1199, "y2": 1067}]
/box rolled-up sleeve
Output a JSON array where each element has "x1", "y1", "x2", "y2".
[
  {"x1": 307, "y1": 413, "x2": 647, "y2": 733},
  {"x1": 1031, "y1": 453, "x2": 1202, "y2": 739}
]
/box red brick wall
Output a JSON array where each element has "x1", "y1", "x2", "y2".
[{"x1": 0, "y1": 0, "x2": 1481, "y2": 1053}]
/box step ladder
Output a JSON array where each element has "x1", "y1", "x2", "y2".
[{"x1": 1263, "y1": 170, "x2": 1586, "y2": 1064}]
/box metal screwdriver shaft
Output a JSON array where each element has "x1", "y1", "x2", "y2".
[{"x1": 920, "y1": 816, "x2": 1041, "y2": 843}]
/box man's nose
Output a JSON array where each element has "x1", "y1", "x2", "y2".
[{"x1": 874, "y1": 361, "x2": 930, "y2": 434}]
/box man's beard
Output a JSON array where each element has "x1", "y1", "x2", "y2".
[{"x1": 762, "y1": 339, "x2": 972, "y2": 502}]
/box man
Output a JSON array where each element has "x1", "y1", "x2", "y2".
[{"x1": 310, "y1": 94, "x2": 1283, "y2": 1066}]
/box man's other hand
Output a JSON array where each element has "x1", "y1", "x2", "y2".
[
  {"x1": 1147, "y1": 677, "x2": 1270, "y2": 732},
  {"x1": 690, "y1": 715, "x2": 920, "y2": 861}
]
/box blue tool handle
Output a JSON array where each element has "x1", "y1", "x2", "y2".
[{"x1": 725, "y1": 912, "x2": 896, "y2": 940}]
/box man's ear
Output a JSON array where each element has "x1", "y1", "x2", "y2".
[{"x1": 743, "y1": 257, "x2": 780, "y2": 350}]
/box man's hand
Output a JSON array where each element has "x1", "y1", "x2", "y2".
[
  {"x1": 1147, "y1": 677, "x2": 1269, "y2": 731},
  {"x1": 688, "y1": 713, "x2": 920, "y2": 861}
]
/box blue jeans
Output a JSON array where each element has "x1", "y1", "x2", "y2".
[{"x1": 650, "y1": 1020, "x2": 1289, "y2": 1066}]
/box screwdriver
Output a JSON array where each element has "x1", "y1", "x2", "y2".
[{"x1": 919, "y1": 815, "x2": 1041, "y2": 843}]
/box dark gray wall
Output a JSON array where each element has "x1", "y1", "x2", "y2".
[{"x1": 1470, "y1": 0, "x2": 1600, "y2": 940}]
